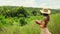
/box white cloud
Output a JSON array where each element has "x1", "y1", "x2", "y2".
[
  {"x1": 0, "y1": 0, "x2": 60, "y2": 9},
  {"x1": 0, "y1": 0, "x2": 36, "y2": 6},
  {"x1": 22, "y1": 0, "x2": 36, "y2": 7},
  {"x1": 0, "y1": 0, "x2": 25, "y2": 6},
  {"x1": 37, "y1": 2, "x2": 60, "y2": 9},
  {"x1": 36, "y1": 0, "x2": 60, "y2": 9}
]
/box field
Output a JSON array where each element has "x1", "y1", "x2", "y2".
[
  {"x1": 20, "y1": 13, "x2": 60, "y2": 34},
  {"x1": 0, "y1": 6, "x2": 60, "y2": 34}
]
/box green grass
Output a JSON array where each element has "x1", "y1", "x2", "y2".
[
  {"x1": 20, "y1": 13, "x2": 60, "y2": 34},
  {"x1": 0, "y1": 13, "x2": 60, "y2": 34}
]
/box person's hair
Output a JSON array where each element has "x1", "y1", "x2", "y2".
[
  {"x1": 43, "y1": 14, "x2": 50, "y2": 27},
  {"x1": 43, "y1": 14, "x2": 50, "y2": 21}
]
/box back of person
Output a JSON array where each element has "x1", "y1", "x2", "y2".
[
  {"x1": 41, "y1": 16, "x2": 51, "y2": 34},
  {"x1": 35, "y1": 7, "x2": 52, "y2": 34}
]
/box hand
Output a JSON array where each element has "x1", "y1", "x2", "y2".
[
  {"x1": 35, "y1": 20, "x2": 45, "y2": 28},
  {"x1": 35, "y1": 20, "x2": 41, "y2": 25}
]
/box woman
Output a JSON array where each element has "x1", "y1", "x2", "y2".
[{"x1": 35, "y1": 7, "x2": 52, "y2": 34}]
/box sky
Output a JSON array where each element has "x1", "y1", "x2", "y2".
[{"x1": 0, "y1": 0, "x2": 60, "y2": 9}]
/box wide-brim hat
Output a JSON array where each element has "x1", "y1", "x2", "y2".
[{"x1": 40, "y1": 7, "x2": 51, "y2": 14}]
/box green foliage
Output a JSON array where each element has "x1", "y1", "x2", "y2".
[
  {"x1": 17, "y1": 7, "x2": 28, "y2": 17},
  {"x1": 20, "y1": 18, "x2": 27, "y2": 26},
  {"x1": 0, "y1": 6, "x2": 60, "y2": 17},
  {"x1": 0, "y1": 6, "x2": 60, "y2": 34},
  {"x1": 32, "y1": 10, "x2": 37, "y2": 16}
]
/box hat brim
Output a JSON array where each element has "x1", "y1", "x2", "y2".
[{"x1": 40, "y1": 10, "x2": 51, "y2": 14}]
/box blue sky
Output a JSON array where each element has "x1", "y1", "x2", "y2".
[{"x1": 0, "y1": 0, "x2": 60, "y2": 9}]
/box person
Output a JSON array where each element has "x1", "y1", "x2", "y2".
[{"x1": 35, "y1": 7, "x2": 52, "y2": 34}]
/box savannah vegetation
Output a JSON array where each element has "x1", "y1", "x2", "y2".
[{"x1": 0, "y1": 6, "x2": 60, "y2": 34}]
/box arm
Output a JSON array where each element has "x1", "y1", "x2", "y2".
[
  {"x1": 35, "y1": 20, "x2": 41, "y2": 25},
  {"x1": 35, "y1": 17, "x2": 48, "y2": 28},
  {"x1": 35, "y1": 20, "x2": 45, "y2": 28}
]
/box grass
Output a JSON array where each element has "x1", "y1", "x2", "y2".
[
  {"x1": 0, "y1": 13, "x2": 60, "y2": 34},
  {"x1": 20, "y1": 13, "x2": 60, "y2": 34}
]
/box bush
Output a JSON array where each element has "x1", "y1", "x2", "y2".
[{"x1": 20, "y1": 18, "x2": 27, "y2": 26}]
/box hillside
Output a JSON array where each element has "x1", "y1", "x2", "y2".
[{"x1": 0, "y1": 6, "x2": 60, "y2": 34}]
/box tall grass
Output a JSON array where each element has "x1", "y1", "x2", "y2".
[
  {"x1": 0, "y1": 13, "x2": 60, "y2": 34},
  {"x1": 20, "y1": 13, "x2": 60, "y2": 34}
]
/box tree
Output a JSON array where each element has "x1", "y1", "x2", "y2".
[
  {"x1": 20, "y1": 18, "x2": 27, "y2": 26},
  {"x1": 32, "y1": 10, "x2": 37, "y2": 16},
  {"x1": 17, "y1": 6, "x2": 28, "y2": 17}
]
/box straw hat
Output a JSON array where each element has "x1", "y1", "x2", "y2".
[{"x1": 40, "y1": 7, "x2": 51, "y2": 14}]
